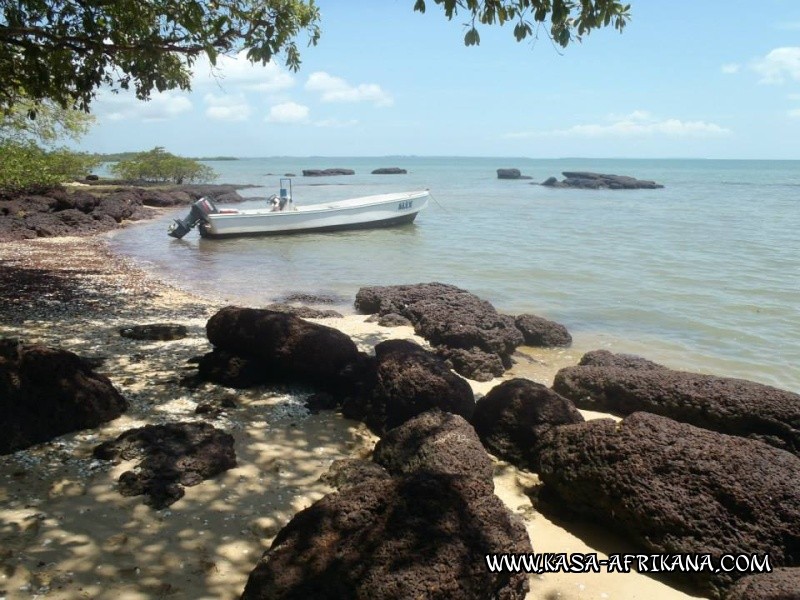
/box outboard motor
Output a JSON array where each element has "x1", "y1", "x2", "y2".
[{"x1": 167, "y1": 197, "x2": 218, "y2": 239}]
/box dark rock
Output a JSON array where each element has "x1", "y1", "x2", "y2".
[
  {"x1": 1, "y1": 342, "x2": 128, "y2": 454},
  {"x1": 119, "y1": 323, "x2": 188, "y2": 341},
  {"x1": 264, "y1": 303, "x2": 343, "y2": 319},
  {"x1": 437, "y1": 346, "x2": 505, "y2": 382},
  {"x1": 94, "y1": 422, "x2": 236, "y2": 509},
  {"x1": 537, "y1": 412, "x2": 800, "y2": 597},
  {"x1": 376, "y1": 313, "x2": 412, "y2": 327},
  {"x1": 203, "y1": 306, "x2": 360, "y2": 392},
  {"x1": 366, "y1": 339, "x2": 475, "y2": 434},
  {"x1": 319, "y1": 458, "x2": 391, "y2": 490},
  {"x1": 373, "y1": 410, "x2": 494, "y2": 495},
  {"x1": 281, "y1": 293, "x2": 341, "y2": 305},
  {"x1": 371, "y1": 167, "x2": 408, "y2": 175},
  {"x1": 497, "y1": 168, "x2": 532, "y2": 180},
  {"x1": 726, "y1": 568, "x2": 800, "y2": 600},
  {"x1": 240, "y1": 472, "x2": 531, "y2": 600},
  {"x1": 305, "y1": 392, "x2": 339, "y2": 413},
  {"x1": 284, "y1": 173, "x2": 296, "y2": 177},
  {"x1": 197, "y1": 349, "x2": 273, "y2": 389},
  {"x1": 354, "y1": 282, "x2": 524, "y2": 377},
  {"x1": 85, "y1": 174, "x2": 100, "y2": 181},
  {"x1": 552, "y1": 357, "x2": 800, "y2": 455},
  {"x1": 514, "y1": 314, "x2": 572, "y2": 347},
  {"x1": 577, "y1": 349, "x2": 665, "y2": 370},
  {"x1": 540, "y1": 171, "x2": 664, "y2": 189},
  {"x1": 195, "y1": 402, "x2": 220, "y2": 416},
  {"x1": 471, "y1": 378, "x2": 583, "y2": 470},
  {"x1": 302, "y1": 169, "x2": 355, "y2": 177}
]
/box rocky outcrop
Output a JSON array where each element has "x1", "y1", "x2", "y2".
[
  {"x1": 537, "y1": 412, "x2": 800, "y2": 597},
  {"x1": 319, "y1": 458, "x2": 392, "y2": 491},
  {"x1": 577, "y1": 349, "x2": 665, "y2": 370},
  {"x1": 373, "y1": 410, "x2": 494, "y2": 494},
  {"x1": 1, "y1": 340, "x2": 127, "y2": 454},
  {"x1": 200, "y1": 307, "x2": 361, "y2": 393},
  {"x1": 94, "y1": 422, "x2": 236, "y2": 509},
  {"x1": 514, "y1": 314, "x2": 572, "y2": 347},
  {"x1": 437, "y1": 346, "x2": 504, "y2": 382},
  {"x1": 371, "y1": 167, "x2": 407, "y2": 175},
  {"x1": 301, "y1": 168, "x2": 355, "y2": 177},
  {"x1": 497, "y1": 168, "x2": 532, "y2": 180},
  {"x1": 0, "y1": 184, "x2": 247, "y2": 241},
  {"x1": 552, "y1": 352, "x2": 800, "y2": 455},
  {"x1": 726, "y1": 568, "x2": 800, "y2": 600},
  {"x1": 346, "y1": 339, "x2": 475, "y2": 435},
  {"x1": 354, "y1": 282, "x2": 524, "y2": 379},
  {"x1": 540, "y1": 172, "x2": 663, "y2": 189},
  {"x1": 240, "y1": 471, "x2": 531, "y2": 600},
  {"x1": 119, "y1": 323, "x2": 188, "y2": 341},
  {"x1": 472, "y1": 378, "x2": 584, "y2": 470}
]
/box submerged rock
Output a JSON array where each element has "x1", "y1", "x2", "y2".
[
  {"x1": 537, "y1": 412, "x2": 800, "y2": 597},
  {"x1": 1, "y1": 340, "x2": 127, "y2": 454}
]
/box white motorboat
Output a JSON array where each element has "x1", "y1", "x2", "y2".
[{"x1": 168, "y1": 179, "x2": 429, "y2": 239}]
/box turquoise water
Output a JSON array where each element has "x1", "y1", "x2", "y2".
[{"x1": 108, "y1": 157, "x2": 800, "y2": 392}]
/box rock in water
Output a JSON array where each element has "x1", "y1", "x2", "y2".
[{"x1": 540, "y1": 172, "x2": 663, "y2": 189}]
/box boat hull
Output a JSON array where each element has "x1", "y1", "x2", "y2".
[{"x1": 198, "y1": 191, "x2": 428, "y2": 238}]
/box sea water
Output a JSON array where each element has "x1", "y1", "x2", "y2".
[{"x1": 108, "y1": 157, "x2": 800, "y2": 393}]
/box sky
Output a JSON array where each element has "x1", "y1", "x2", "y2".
[{"x1": 79, "y1": 1, "x2": 800, "y2": 159}]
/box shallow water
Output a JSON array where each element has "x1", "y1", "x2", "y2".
[{"x1": 109, "y1": 157, "x2": 800, "y2": 392}]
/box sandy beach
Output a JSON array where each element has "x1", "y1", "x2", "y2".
[{"x1": 0, "y1": 234, "x2": 704, "y2": 600}]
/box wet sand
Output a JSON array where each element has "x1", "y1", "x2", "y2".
[{"x1": 0, "y1": 235, "x2": 702, "y2": 599}]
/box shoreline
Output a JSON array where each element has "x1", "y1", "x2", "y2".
[{"x1": 1, "y1": 234, "x2": 703, "y2": 599}]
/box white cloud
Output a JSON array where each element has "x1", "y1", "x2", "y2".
[
  {"x1": 193, "y1": 51, "x2": 295, "y2": 93},
  {"x1": 751, "y1": 47, "x2": 800, "y2": 84},
  {"x1": 305, "y1": 71, "x2": 393, "y2": 106},
  {"x1": 314, "y1": 118, "x2": 358, "y2": 128},
  {"x1": 266, "y1": 102, "x2": 310, "y2": 124},
  {"x1": 505, "y1": 111, "x2": 730, "y2": 139},
  {"x1": 204, "y1": 93, "x2": 252, "y2": 121},
  {"x1": 100, "y1": 90, "x2": 192, "y2": 122},
  {"x1": 721, "y1": 63, "x2": 740, "y2": 74},
  {"x1": 789, "y1": 108, "x2": 800, "y2": 119}
]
